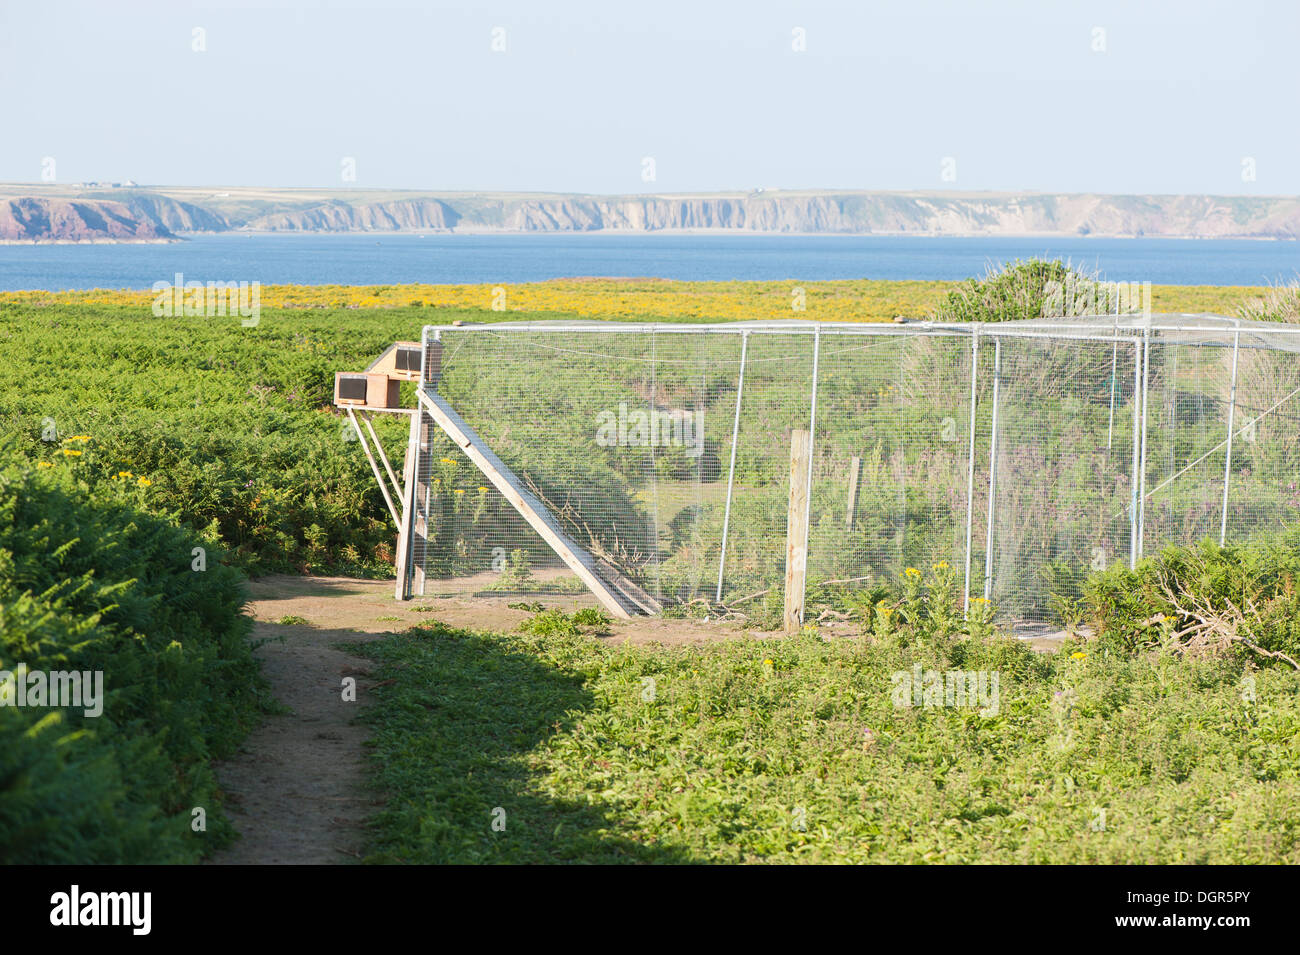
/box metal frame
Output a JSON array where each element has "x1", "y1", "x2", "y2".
[
  {"x1": 399, "y1": 313, "x2": 1300, "y2": 614},
  {"x1": 1220, "y1": 330, "x2": 1241, "y2": 546},
  {"x1": 962, "y1": 326, "x2": 980, "y2": 613},
  {"x1": 716, "y1": 331, "x2": 749, "y2": 602}
]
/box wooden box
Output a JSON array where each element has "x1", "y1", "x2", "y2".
[
  {"x1": 366, "y1": 374, "x2": 401, "y2": 408},
  {"x1": 334, "y1": 372, "x2": 369, "y2": 405},
  {"x1": 335, "y1": 372, "x2": 401, "y2": 408}
]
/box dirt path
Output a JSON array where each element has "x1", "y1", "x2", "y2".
[{"x1": 208, "y1": 576, "x2": 404, "y2": 865}]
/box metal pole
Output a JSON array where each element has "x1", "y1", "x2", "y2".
[
  {"x1": 962, "y1": 327, "x2": 981, "y2": 614},
  {"x1": 982, "y1": 339, "x2": 1002, "y2": 600},
  {"x1": 1107, "y1": 339, "x2": 1119, "y2": 451},
  {"x1": 799, "y1": 326, "x2": 821, "y2": 623},
  {"x1": 1129, "y1": 335, "x2": 1143, "y2": 569},
  {"x1": 1219, "y1": 330, "x2": 1241, "y2": 546},
  {"x1": 1137, "y1": 327, "x2": 1151, "y2": 558},
  {"x1": 715, "y1": 331, "x2": 749, "y2": 602}
]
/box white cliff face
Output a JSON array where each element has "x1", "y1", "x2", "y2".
[{"x1": 7, "y1": 190, "x2": 1300, "y2": 241}]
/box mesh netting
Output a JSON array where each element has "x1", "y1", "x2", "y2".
[{"x1": 398, "y1": 316, "x2": 1300, "y2": 631}]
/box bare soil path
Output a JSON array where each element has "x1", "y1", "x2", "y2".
[{"x1": 208, "y1": 576, "x2": 402, "y2": 865}]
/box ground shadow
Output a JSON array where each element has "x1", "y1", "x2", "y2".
[{"x1": 351, "y1": 623, "x2": 696, "y2": 864}]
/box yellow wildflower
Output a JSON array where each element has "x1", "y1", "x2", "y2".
[
  {"x1": 137, "y1": 477, "x2": 152, "y2": 487},
  {"x1": 1070, "y1": 652, "x2": 1087, "y2": 660},
  {"x1": 37, "y1": 461, "x2": 53, "y2": 468},
  {"x1": 439, "y1": 457, "x2": 455, "y2": 465},
  {"x1": 904, "y1": 567, "x2": 921, "y2": 578},
  {"x1": 454, "y1": 488, "x2": 465, "y2": 494},
  {"x1": 117, "y1": 471, "x2": 133, "y2": 479},
  {"x1": 59, "y1": 448, "x2": 82, "y2": 457},
  {"x1": 62, "y1": 435, "x2": 92, "y2": 443}
]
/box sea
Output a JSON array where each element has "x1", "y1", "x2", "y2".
[{"x1": 1, "y1": 233, "x2": 1297, "y2": 291}]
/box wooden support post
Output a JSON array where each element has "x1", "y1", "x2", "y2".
[
  {"x1": 394, "y1": 412, "x2": 420, "y2": 600},
  {"x1": 363, "y1": 412, "x2": 403, "y2": 503},
  {"x1": 411, "y1": 410, "x2": 433, "y2": 596},
  {"x1": 348, "y1": 407, "x2": 401, "y2": 528},
  {"x1": 784, "y1": 429, "x2": 811, "y2": 633},
  {"x1": 845, "y1": 455, "x2": 862, "y2": 530}
]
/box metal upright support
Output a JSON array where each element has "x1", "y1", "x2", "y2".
[
  {"x1": 962, "y1": 326, "x2": 981, "y2": 614},
  {"x1": 715, "y1": 331, "x2": 749, "y2": 603},
  {"x1": 1137, "y1": 327, "x2": 1152, "y2": 558},
  {"x1": 982, "y1": 339, "x2": 1002, "y2": 601},
  {"x1": 799, "y1": 326, "x2": 821, "y2": 623},
  {"x1": 1106, "y1": 339, "x2": 1119, "y2": 450},
  {"x1": 1129, "y1": 334, "x2": 1143, "y2": 569},
  {"x1": 1219, "y1": 330, "x2": 1241, "y2": 546}
]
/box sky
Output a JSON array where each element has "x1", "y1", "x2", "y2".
[{"x1": 1, "y1": 0, "x2": 1296, "y2": 195}]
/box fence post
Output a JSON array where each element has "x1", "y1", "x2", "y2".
[
  {"x1": 1220, "y1": 329, "x2": 1241, "y2": 545},
  {"x1": 1129, "y1": 333, "x2": 1143, "y2": 569},
  {"x1": 715, "y1": 331, "x2": 749, "y2": 603},
  {"x1": 1107, "y1": 339, "x2": 1119, "y2": 451},
  {"x1": 797, "y1": 327, "x2": 821, "y2": 623},
  {"x1": 784, "y1": 428, "x2": 812, "y2": 633},
  {"x1": 394, "y1": 410, "x2": 421, "y2": 600},
  {"x1": 1137, "y1": 326, "x2": 1151, "y2": 558},
  {"x1": 982, "y1": 338, "x2": 1002, "y2": 601},
  {"x1": 962, "y1": 326, "x2": 980, "y2": 614},
  {"x1": 845, "y1": 456, "x2": 862, "y2": 531}
]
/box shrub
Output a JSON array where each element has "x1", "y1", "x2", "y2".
[{"x1": 0, "y1": 458, "x2": 264, "y2": 863}]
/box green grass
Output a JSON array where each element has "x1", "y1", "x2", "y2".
[{"x1": 355, "y1": 622, "x2": 1300, "y2": 864}]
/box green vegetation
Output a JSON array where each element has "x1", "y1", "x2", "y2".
[
  {"x1": 0, "y1": 456, "x2": 264, "y2": 863},
  {"x1": 356, "y1": 618, "x2": 1298, "y2": 863},
  {"x1": 2, "y1": 268, "x2": 1297, "y2": 865},
  {"x1": 0, "y1": 301, "x2": 474, "y2": 578}
]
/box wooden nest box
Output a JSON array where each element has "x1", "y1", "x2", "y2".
[
  {"x1": 334, "y1": 372, "x2": 400, "y2": 408},
  {"x1": 367, "y1": 341, "x2": 443, "y2": 384},
  {"x1": 333, "y1": 340, "x2": 444, "y2": 410}
]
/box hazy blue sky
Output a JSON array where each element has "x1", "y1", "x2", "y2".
[{"x1": 2, "y1": 0, "x2": 1295, "y2": 194}]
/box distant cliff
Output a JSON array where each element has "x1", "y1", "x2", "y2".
[
  {"x1": 0, "y1": 197, "x2": 174, "y2": 242},
  {"x1": 4, "y1": 188, "x2": 1300, "y2": 242}
]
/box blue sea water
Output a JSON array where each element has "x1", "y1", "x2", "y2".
[{"x1": 1, "y1": 232, "x2": 1297, "y2": 291}]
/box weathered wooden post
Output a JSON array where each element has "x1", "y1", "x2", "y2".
[
  {"x1": 845, "y1": 455, "x2": 862, "y2": 530},
  {"x1": 784, "y1": 429, "x2": 811, "y2": 633}
]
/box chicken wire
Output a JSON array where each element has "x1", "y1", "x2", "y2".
[{"x1": 396, "y1": 315, "x2": 1300, "y2": 632}]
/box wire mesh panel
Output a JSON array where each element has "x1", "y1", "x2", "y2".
[
  {"x1": 423, "y1": 326, "x2": 661, "y2": 600},
  {"x1": 806, "y1": 331, "x2": 973, "y2": 596},
  {"x1": 400, "y1": 316, "x2": 1300, "y2": 630},
  {"x1": 1140, "y1": 339, "x2": 1232, "y2": 554},
  {"x1": 985, "y1": 332, "x2": 1137, "y2": 622},
  {"x1": 712, "y1": 332, "x2": 815, "y2": 605},
  {"x1": 1225, "y1": 329, "x2": 1300, "y2": 540}
]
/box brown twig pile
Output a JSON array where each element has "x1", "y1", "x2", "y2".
[{"x1": 1153, "y1": 558, "x2": 1300, "y2": 670}]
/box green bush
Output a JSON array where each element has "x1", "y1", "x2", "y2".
[
  {"x1": 1084, "y1": 529, "x2": 1300, "y2": 667},
  {"x1": 0, "y1": 458, "x2": 264, "y2": 863}
]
